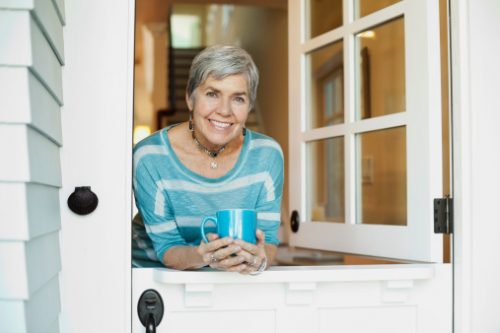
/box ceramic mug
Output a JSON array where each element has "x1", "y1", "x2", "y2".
[{"x1": 200, "y1": 209, "x2": 257, "y2": 244}]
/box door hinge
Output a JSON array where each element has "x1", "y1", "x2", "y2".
[{"x1": 434, "y1": 197, "x2": 453, "y2": 234}]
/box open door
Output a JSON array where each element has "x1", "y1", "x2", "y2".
[{"x1": 288, "y1": 0, "x2": 447, "y2": 263}]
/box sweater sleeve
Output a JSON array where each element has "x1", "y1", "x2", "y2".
[
  {"x1": 255, "y1": 146, "x2": 284, "y2": 246},
  {"x1": 133, "y1": 145, "x2": 188, "y2": 263}
]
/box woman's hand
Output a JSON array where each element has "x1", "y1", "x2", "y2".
[
  {"x1": 233, "y1": 229, "x2": 268, "y2": 275},
  {"x1": 197, "y1": 233, "x2": 246, "y2": 271}
]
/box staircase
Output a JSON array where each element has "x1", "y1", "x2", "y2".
[{"x1": 156, "y1": 47, "x2": 202, "y2": 129}]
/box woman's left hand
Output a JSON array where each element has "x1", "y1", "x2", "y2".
[{"x1": 233, "y1": 229, "x2": 268, "y2": 275}]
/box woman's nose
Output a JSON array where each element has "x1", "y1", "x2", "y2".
[{"x1": 218, "y1": 98, "x2": 232, "y2": 116}]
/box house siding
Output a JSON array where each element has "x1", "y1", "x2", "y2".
[{"x1": 0, "y1": 0, "x2": 64, "y2": 332}]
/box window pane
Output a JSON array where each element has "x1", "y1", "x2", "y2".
[
  {"x1": 355, "y1": 0, "x2": 401, "y2": 18},
  {"x1": 307, "y1": 137, "x2": 345, "y2": 222},
  {"x1": 307, "y1": 41, "x2": 344, "y2": 129},
  {"x1": 356, "y1": 17, "x2": 405, "y2": 120},
  {"x1": 356, "y1": 127, "x2": 406, "y2": 225},
  {"x1": 306, "y1": 0, "x2": 342, "y2": 39}
]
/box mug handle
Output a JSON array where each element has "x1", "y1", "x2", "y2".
[{"x1": 200, "y1": 216, "x2": 217, "y2": 243}]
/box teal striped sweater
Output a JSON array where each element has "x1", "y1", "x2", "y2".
[{"x1": 132, "y1": 127, "x2": 283, "y2": 267}]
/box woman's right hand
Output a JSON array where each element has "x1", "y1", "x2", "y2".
[{"x1": 197, "y1": 233, "x2": 247, "y2": 271}]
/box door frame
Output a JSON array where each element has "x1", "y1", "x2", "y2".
[{"x1": 449, "y1": 0, "x2": 500, "y2": 332}]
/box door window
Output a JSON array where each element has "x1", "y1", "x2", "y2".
[{"x1": 289, "y1": 0, "x2": 445, "y2": 262}]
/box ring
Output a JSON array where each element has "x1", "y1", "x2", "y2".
[
  {"x1": 251, "y1": 256, "x2": 258, "y2": 267},
  {"x1": 210, "y1": 254, "x2": 218, "y2": 263}
]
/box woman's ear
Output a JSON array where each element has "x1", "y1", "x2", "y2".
[{"x1": 186, "y1": 92, "x2": 193, "y2": 111}]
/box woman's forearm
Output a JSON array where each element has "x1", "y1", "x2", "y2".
[
  {"x1": 264, "y1": 244, "x2": 277, "y2": 267},
  {"x1": 163, "y1": 246, "x2": 206, "y2": 270}
]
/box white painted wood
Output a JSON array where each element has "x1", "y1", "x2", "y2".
[
  {"x1": 0, "y1": 125, "x2": 31, "y2": 181},
  {"x1": 0, "y1": 183, "x2": 60, "y2": 240},
  {"x1": 301, "y1": 112, "x2": 407, "y2": 141},
  {"x1": 289, "y1": 0, "x2": 444, "y2": 262},
  {"x1": 28, "y1": 69, "x2": 62, "y2": 143},
  {"x1": 30, "y1": 15, "x2": 63, "y2": 103},
  {"x1": 33, "y1": 0, "x2": 64, "y2": 63},
  {"x1": 0, "y1": 232, "x2": 60, "y2": 299},
  {"x1": 51, "y1": 0, "x2": 64, "y2": 24},
  {"x1": 133, "y1": 264, "x2": 451, "y2": 332},
  {"x1": 0, "y1": 67, "x2": 62, "y2": 144},
  {"x1": 0, "y1": 11, "x2": 63, "y2": 103},
  {"x1": 0, "y1": 67, "x2": 31, "y2": 123},
  {"x1": 58, "y1": 0, "x2": 134, "y2": 331},
  {"x1": 450, "y1": 0, "x2": 500, "y2": 332},
  {"x1": 0, "y1": 0, "x2": 32, "y2": 9},
  {"x1": 0, "y1": 11, "x2": 32, "y2": 65},
  {"x1": 0, "y1": 276, "x2": 60, "y2": 333},
  {"x1": 301, "y1": 1, "x2": 405, "y2": 53},
  {"x1": 152, "y1": 265, "x2": 434, "y2": 284}
]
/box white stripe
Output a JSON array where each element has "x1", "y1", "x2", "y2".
[
  {"x1": 257, "y1": 212, "x2": 281, "y2": 221},
  {"x1": 134, "y1": 145, "x2": 169, "y2": 171},
  {"x1": 134, "y1": 238, "x2": 157, "y2": 261},
  {"x1": 145, "y1": 220, "x2": 177, "y2": 234},
  {"x1": 176, "y1": 216, "x2": 204, "y2": 227},
  {"x1": 134, "y1": 145, "x2": 169, "y2": 189},
  {"x1": 249, "y1": 139, "x2": 283, "y2": 158},
  {"x1": 154, "y1": 172, "x2": 276, "y2": 215}
]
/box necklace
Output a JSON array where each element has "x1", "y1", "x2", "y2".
[{"x1": 193, "y1": 136, "x2": 226, "y2": 169}]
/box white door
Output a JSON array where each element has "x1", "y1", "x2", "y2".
[
  {"x1": 288, "y1": 0, "x2": 447, "y2": 262},
  {"x1": 58, "y1": 0, "x2": 450, "y2": 332},
  {"x1": 58, "y1": 0, "x2": 134, "y2": 331}
]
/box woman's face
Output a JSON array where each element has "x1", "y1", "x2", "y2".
[{"x1": 187, "y1": 74, "x2": 250, "y2": 148}]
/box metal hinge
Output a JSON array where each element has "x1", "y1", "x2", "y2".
[{"x1": 434, "y1": 197, "x2": 453, "y2": 234}]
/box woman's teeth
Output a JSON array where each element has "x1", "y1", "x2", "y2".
[{"x1": 210, "y1": 120, "x2": 231, "y2": 128}]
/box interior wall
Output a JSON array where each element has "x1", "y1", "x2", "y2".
[{"x1": 203, "y1": 5, "x2": 290, "y2": 239}]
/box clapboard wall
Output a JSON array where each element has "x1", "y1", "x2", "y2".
[{"x1": 0, "y1": 0, "x2": 64, "y2": 332}]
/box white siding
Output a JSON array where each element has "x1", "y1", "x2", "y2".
[{"x1": 0, "y1": 0, "x2": 64, "y2": 332}]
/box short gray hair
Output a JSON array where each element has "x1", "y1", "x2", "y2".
[{"x1": 186, "y1": 45, "x2": 259, "y2": 109}]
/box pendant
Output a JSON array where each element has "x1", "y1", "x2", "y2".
[{"x1": 210, "y1": 161, "x2": 218, "y2": 169}]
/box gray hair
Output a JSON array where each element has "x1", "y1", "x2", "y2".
[{"x1": 186, "y1": 45, "x2": 259, "y2": 109}]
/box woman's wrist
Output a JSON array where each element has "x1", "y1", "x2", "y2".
[{"x1": 250, "y1": 256, "x2": 268, "y2": 275}]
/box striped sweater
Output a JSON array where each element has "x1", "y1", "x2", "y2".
[{"x1": 132, "y1": 126, "x2": 283, "y2": 267}]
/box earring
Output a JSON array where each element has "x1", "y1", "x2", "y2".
[
  {"x1": 188, "y1": 111, "x2": 194, "y2": 132},
  {"x1": 242, "y1": 127, "x2": 247, "y2": 136}
]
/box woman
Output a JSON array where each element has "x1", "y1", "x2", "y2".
[{"x1": 133, "y1": 45, "x2": 283, "y2": 274}]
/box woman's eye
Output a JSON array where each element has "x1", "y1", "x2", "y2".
[
  {"x1": 206, "y1": 91, "x2": 216, "y2": 98},
  {"x1": 235, "y1": 96, "x2": 246, "y2": 103}
]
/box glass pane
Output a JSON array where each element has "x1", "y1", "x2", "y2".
[
  {"x1": 307, "y1": 137, "x2": 345, "y2": 222},
  {"x1": 307, "y1": 41, "x2": 344, "y2": 129},
  {"x1": 355, "y1": 0, "x2": 401, "y2": 18},
  {"x1": 356, "y1": 17, "x2": 405, "y2": 120},
  {"x1": 306, "y1": 0, "x2": 342, "y2": 39},
  {"x1": 356, "y1": 127, "x2": 406, "y2": 225}
]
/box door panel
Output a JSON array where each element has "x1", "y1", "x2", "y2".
[
  {"x1": 59, "y1": 0, "x2": 134, "y2": 331},
  {"x1": 289, "y1": 0, "x2": 444, "y2": 262}
]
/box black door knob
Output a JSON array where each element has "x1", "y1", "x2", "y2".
[
  {"x1": 290, "y1": 210, "x2": 300, "y2": 233},
  {"x1": 67, "y1": 186, "x2": 98, "y2": 215}
]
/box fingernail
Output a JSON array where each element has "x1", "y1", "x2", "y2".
[{"x1": 234, "y1": 246, "x2": 241, "y2": 251}]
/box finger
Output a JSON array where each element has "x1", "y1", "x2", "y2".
[
  {"x1": 202, "y1": 236, "x2": 234, "y2": 253},
  {"x1": 239, "y1": 263, "x2": 255, "y2": 275},
  {"x1": 207, "y1": 233, "x2": 220, "y2": 241},
  {"x1": 213, "y1": 244, "x2": 241, "y2": 261},
  {"x1": 226, "y1": 263, "x2": 248, "y2": 273},
  {"x1": 236, "y1": 250, "x2": 261, "y2": 268},
  {"x1": 233, "y1": 239, "x2": 260, "y2": 256},
  {"x1": 218, "y1": 254, "x2": 246, "y2": 268}
]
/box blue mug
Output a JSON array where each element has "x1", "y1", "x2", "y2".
[{"x1": 200, "y1": 209, "x2": 257, "y2": 244}]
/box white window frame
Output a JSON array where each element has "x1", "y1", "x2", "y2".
[{"x1": 288, "y1": 0, "x2": 444, "y2": 262}]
